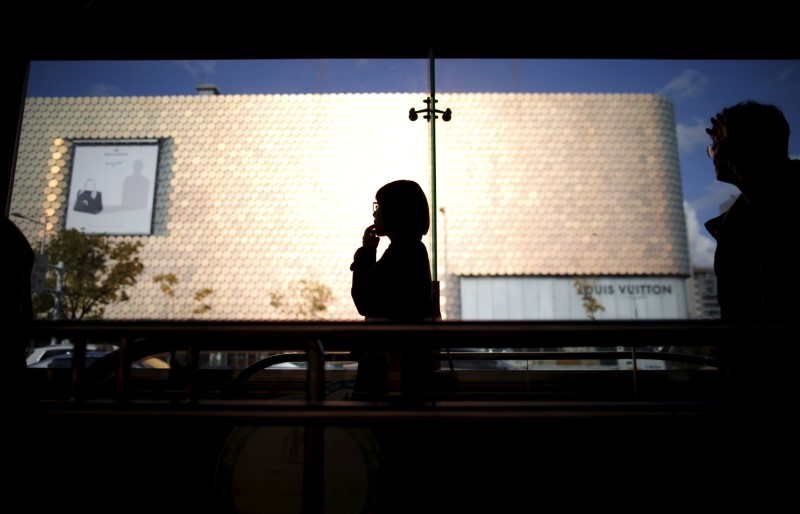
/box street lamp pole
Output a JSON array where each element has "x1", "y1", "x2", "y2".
[
  {"x1": 52, "y1": 262, "x2": 64, "y2": 321},
  {"x1": 409, "y1": 50, "x2": 452, "y2": 320}
]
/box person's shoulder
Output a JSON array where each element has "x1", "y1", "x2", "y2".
[
  {"x1": 778, "y1": 159, "x2": 800, "y2": 189},
  {"x1": 704, "y1": 212, "x2": 725, "y2": 238},
  {"x1": 3, "y1": 217, "x2": 33, "y2": 249},
  {"x1": 410, "y1": 239, "x2": 430, "y2": 256},
  {"x1": 2, "y1": 216, "x2": 18, "y2": 233}
]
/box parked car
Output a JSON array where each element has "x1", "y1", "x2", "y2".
[
  {"x1": 28, "y1": 350, "x2": 169, "y2": 369},
  {"x1": 29, "y1": 351, "x2": 113, "y2": 369},
  {"x1": 26, "y1": 342, "x2": 118, "y2": 367},
  {"x1": 445, "y1": 348, "x2": 517, "y2": 370}
]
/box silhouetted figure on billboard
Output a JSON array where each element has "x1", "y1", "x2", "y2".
[
  {"x1": 704, "y1": 100, "x2": 800, "y2": 403},
  {"x1": 350, "y1": 180, "x2": 437, "y2": 400},
  {"x1": 121, "y1": 159, "x2": 150, "y2": 209},
  {"x1": 2, "y1": 216, "x2": 34, "y2": 402}
]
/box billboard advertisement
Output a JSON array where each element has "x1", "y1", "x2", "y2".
[{"x1": 65, "y1": 140, "x2": 159, "y2": 235}]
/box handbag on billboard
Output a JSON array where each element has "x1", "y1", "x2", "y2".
[{"x1": 73, "y1": 178, "x2": 103, "y2": 214}]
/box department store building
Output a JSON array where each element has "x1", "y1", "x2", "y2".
[{"x1": 11, "y1": 90, "x2": 691, "y2": 321}]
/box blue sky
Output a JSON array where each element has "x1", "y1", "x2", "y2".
[{"x1": 24, "y1": 58, "x2": 800, "y2": 268}]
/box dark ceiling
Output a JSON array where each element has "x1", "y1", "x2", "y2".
[{"x1": 3, "y1": 2, "x2": 796, "y2": 210}]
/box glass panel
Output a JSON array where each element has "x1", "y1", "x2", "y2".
[{"x1": 10, "y1": 58, "x2": 799, "y2": 331}]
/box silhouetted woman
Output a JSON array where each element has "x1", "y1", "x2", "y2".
[
  {"x1": 704, "y1": 100, "x2": 800, "y2": 323},
  {"x1": 704, "y1": 100, "x2": 800, "y2": 404},
  {"x1": 351, "y1": 179, "x2": 434, "y2": 320},
  {"x1": 350, "y1": 180, "x2": 437, "y2": 399}
]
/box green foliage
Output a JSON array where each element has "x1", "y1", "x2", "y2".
[
  {"x1": 154, "y1": 273, "x2": 213, "y2": 318},
  {"x1": 270, "y1": 279, "x2": 334, "y2": 319},
  {"x1": 572, "y1": 277, "x2": 606, "y2": 321},
  {"x1": 34, "y1": 228, "x2": 144, "y2": 320},
  {"x1": 269, "y1": 291, "x2": 284, "y2": 309},
  {"x1": 193, "y1": 288, "x2": 213, "y2": 315},
  {"x1": 298, "y1": 280, "x2": 334, "y2": 318},
  {"x1": 153, "y1": 272, "x2": 179, "y2": 298}
]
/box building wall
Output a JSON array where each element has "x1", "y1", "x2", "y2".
[
  {"x1": 686, "y1": 268, "x2": 720, "y2": 319},
  {"x1": 12, "y1": 93, "x2": 690, "y2": 320},
  {"x1": 461, "y1": 276, "x2": 689, "y2": 320}
]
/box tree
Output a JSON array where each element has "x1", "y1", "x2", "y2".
[
  {"x1": 572, "y1": 276, "x2": 606, "y2": 321},
  {"x1": 153, "y1": 272, "x2": 213, "y2": 318},
  {"x1": 270, "y1": 279, "x2": 334, "y2": 319},
  {"x1": 33, "y1": 229, "x2": 144, "y2": 320},
  {"x1": 572, "y1": 276, "x2": 613, "y2": 364}
]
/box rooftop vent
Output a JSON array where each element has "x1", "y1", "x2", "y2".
[{"x1": 196, "y1": 84, "x2": 221, "y2": 95}]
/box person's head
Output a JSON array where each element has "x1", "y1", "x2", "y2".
[
  {"x1": 373, "y1": 180, "x2": 430, "y2": 239},
  {"x1": 707, "y1": 101, "x2": 790, "y2": 189}
]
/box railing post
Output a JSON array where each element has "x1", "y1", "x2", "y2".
[
  {"x1": 302, "y1": 338, "x2": 325, "y2": 513},
  {"x1": 305, "y1": 338, "x2": 325, "y2": 402},
  {"x1": 69, "y1": 336, "x2": 87, "y2": 402},
  {"x1": 115, "y1": 336, "x2": 130, "y2": 403}
]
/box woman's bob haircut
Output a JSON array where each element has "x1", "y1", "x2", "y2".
[{"x1": 375, "y1": 180, "x2": 430, "y2": 237}]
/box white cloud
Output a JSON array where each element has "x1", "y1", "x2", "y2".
[
  {"x1": 658, "y1": 69, "x2": 709, "y2": 99},
  {"x1": 676, "y1": 116, "x2": 709, "y2": 153},
  {"x1": 777, "y1": 63, "x2": 795, "y2": 82},
  {"x1": 684, "y1": 200, "x2": 716, "y2": 268},
  {"x1": 180, "y1": 60, "x2": 218, "y2": 80},
  {"x1": 89, "y1": 82, "x2": 123, "y2": 97},
  {"x1": 692, "y1": 180, "x2": 739, "y2": 214}
]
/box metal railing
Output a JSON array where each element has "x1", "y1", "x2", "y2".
[
  {"x1": 21, "y1": 318, "x2": 744, "y2": 403},
  {"x1": 19, "y1": 318, "x2": 792, "y2": 514}
]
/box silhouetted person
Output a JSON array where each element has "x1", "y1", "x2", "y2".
[
  {"x1": 703, "y1": 100, "x2": 800, "y2": 404},
  {"x1": 2, "y1": 215, "x2": 34, "y2": 402},
  {"x1": 350, "y1": 180, "x2": 437, "y2": 400}
]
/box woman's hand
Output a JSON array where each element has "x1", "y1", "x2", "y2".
[
  {"x1": 706, "y1": 111, "x2": 728, "y2": 151},
  {"x1": 362, "y1": 224, "x2": 380, "y2": 248}
]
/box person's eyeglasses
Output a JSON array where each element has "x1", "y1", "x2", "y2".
[
  {"x1": 706, "y1": 144, "x2": 715, "y2": 159},
  {"x1": 373, "y1": 201, "x2": 380, "y2": 213}
]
